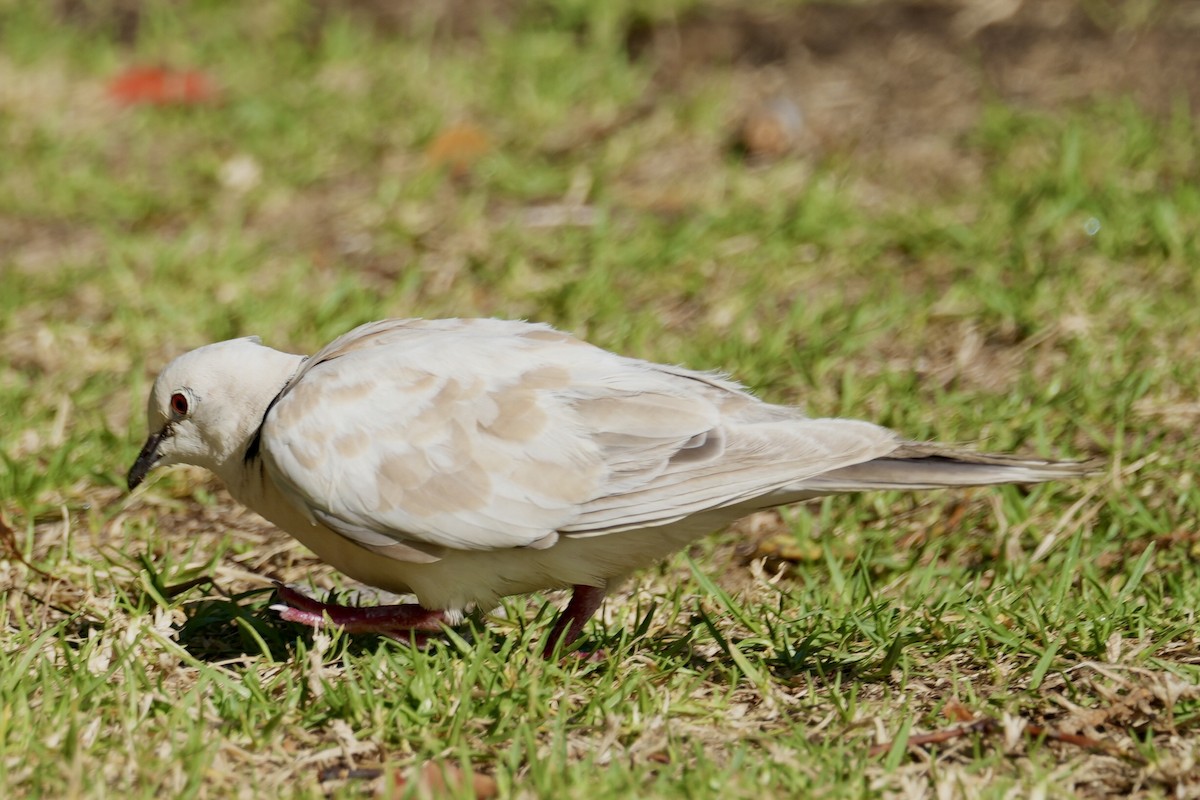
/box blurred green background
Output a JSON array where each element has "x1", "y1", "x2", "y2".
[{"x1": 2, "y1": 1, "x2": 1199, "y2": 797}]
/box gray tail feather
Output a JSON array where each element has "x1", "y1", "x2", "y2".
[{"x1": 796, "y1": 443, "x2": 1103, "y2": 493}]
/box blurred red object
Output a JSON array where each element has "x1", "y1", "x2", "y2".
[
  {"x1": 107, "y1": 67, "x2": 218, "y2": 106},
  {"x1": 426, "y1": 123, "x2": 492, "y2": 176}
]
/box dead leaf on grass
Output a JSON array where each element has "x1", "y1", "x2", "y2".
[
  {"x1": 319, "y1": 759, "x2": 498, "y2": 798},
  {"x1": 107, "y1": 66, "x2": 219, "y2": 106},
  {"x1": 426, "y1": 123, "x2": 492, "y2": 176},
  {"x1": 401, "y1": 761, "x2": 499, "y2": 798},
  {"x1": 734, "y1": 95, "x2": 809, "y2": 160},
  {"x1": 943, "y1": 699, "x2": 975, "y2": 723}
]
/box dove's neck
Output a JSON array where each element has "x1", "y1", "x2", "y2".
[
  {"x1": 223, "y1": 450, "x2": 292, "y2": 521},
  {"x1": 208, "y1": 349, "x2": 306, "y2": 492}
]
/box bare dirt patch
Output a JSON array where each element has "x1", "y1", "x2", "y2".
[{"x1": 629, "y1": 1, "x2": 1200, "y2": 185}]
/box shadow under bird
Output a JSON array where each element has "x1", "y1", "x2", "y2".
[{"x1": 127, "y1": 318, "x2": 1098, "y2": 656}]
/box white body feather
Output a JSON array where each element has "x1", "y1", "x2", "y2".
[{"x1": 135, "y1": 318, "x2": 1095, "y2": 613}]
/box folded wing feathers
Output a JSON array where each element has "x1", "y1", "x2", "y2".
[
  {"x1": 263, "y1": 318, "x2": 1094, "y2": 556},
  {"x1": 563, "y1": 416, "x2": 904, "y2": 535}
]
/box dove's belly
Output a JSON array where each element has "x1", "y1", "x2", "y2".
[
  {"x1": 234, "y1": 470, "x2": 739, "y2": 611},
  {"x1": 229, "y1": 464, "x2": 838, "y2": 612},
  {"x1": 285, "y1": 511, "x2": 727, "y2": 611}
]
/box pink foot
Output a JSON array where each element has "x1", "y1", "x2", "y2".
[{"x1": 271, "y1": 582, "x2": 448, "y2": 643}]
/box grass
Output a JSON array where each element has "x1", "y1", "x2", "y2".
[{"x1": 2, "y1": 0, "x2": 1200, "y2": 796}]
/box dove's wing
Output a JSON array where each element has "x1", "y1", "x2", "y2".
[
  {"x1": 259, "y1": 318, "x2": 903, "y2": 557},
  {"x1": 260, "y1": 319, "x2": 606, "y2": 553}
]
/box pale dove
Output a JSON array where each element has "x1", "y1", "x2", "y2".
[{"x1": 127, "y1": 318, "x2": 1096, "y2": 655}]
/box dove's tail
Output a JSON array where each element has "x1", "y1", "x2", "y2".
[{"x1": 795, "y1": 444, "x2": 1102, "y2": 494}]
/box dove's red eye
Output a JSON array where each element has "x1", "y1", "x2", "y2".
[{"x1": 170, "y1": 392, "x2": 189, "y2": 416}]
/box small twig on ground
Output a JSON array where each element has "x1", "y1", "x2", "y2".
[
  {"x1": 18, "y1": 588, "x2": 96, "y2": 623},
  {"x1": 868, "y1": 718, "x2": 997, "y2": 757},
  {"x1": 0, "y1": 510, "x2": 55, "y2": 580},
  {"x1": 1024, "y1": 724, "x2": 1135, "y2": 759},
  {"x1": 162, "y1": 575, "x2": 223, "y2": 599},
  {"x1": 869, "y1": 714, "x2": 1141, "y2": 762}
]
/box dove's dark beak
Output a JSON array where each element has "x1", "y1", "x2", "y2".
[{"x1": 127, "y1": 428, "x2": 168, "y2": 491}]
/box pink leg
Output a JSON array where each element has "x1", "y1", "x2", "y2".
[
  {"x1": 542, "y1": 583, "x2": 607, "y2": 658},
  {"x1": 271, "y1": 582, "x2": 448, "y2": 642}
]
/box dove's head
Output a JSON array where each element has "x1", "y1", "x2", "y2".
[{"x1": 127, "y1": 337, "x2": 305, "y2": 491}]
